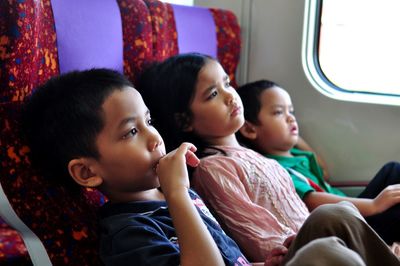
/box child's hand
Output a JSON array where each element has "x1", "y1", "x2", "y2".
[
  {"x1": 372, "y1": 184, "x2": 400, "y2": 213},
  {"x1": 283, "y1": 234, "x2": 296, "y2": 248},
  {"x1": 156, "y1": 142, "x2": 200, "y2": 197},
  {"x1": 264, "y1": 245, "x2": 288, "y2": 266}
]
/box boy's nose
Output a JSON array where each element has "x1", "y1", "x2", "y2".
[
  {"x1": 287, "y1": 114, "x2": 296, "y2": 123},
  {"x1": 148, "y1": 133, "x2": 163, "y2": 152}
]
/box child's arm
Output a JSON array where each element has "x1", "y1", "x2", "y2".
[
  {"x1": 156, "y1": 143, "x2": 225, "y2": 266},
  {"x1": 304, "y1": 185, "x2": 400, "y2": 216},
  {"x1": 296, "y1": 136, "x2": 330, "y2": 181}
]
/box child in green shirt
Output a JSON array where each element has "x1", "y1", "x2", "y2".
[{"x1": 236, "y1": 79, "x2": 400, "y2": 245}]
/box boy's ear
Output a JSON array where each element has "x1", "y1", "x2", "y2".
[
  {"x1": 239, "y1": 121, "x2": 258, "y2": 140},
  {"x1": 174, "y1": 112, "x2": 193, "y2": 132},
  {"x1": 68, "y1": 158, "x2": 103, "y2": 188}
]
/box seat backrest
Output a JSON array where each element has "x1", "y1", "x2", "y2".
[
  {"x1": 143, "y1": 0, "x2": 241, "y2": 86},
  {"x1": 0, "y1": 0, "x2": 241, "y2": 264}
]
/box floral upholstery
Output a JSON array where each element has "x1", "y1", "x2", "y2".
[
  {"x1": 0, "y1": 218, "x2": 29, "y2": 265},
  {"x1": 0, "y1": 0, "x2": 140, "y2": 265},
  {"x1": 209, "y1": 8, "x2": 241, "y2": 88},
  {"x1": 117, "y1": 0, "x2": 154, "y2": 83},
  {"x1": 0, "y1": 0, "x2": 241, "y2": 265},
  {"x1": 144, "y1": 0, "x2": 179, "y2": 62}
]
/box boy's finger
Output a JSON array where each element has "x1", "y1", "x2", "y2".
[
  {"x1": 186, "y1": 150, "x2": 200, "y2": 167},
  {"x1": 180, "y1": 142, "x2": 197, "y2": 153}
]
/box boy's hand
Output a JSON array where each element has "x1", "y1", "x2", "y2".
[
  {"x1": 156, "y1": 142, "x2": 200, "y2": 197},
  {"x1": 373, "y1": 184, "x2": 400, "y2": 213}
]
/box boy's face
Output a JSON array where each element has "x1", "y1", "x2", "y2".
[
  {"x1": 189, "y1": 60, "x2": 244, "y2": 142},
  {"x1": 93, "y1": 87, "x2": 166, "y2": 197},
  {"x1": 251, "y1": 86, "x2": 299, "y2": 154}
]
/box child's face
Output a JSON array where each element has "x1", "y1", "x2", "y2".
[
  {"x1": 252, "y1": 86, "x2": 299, "y2": 154},
  {"x1": 188, "y1": 60, "x2": 244, "y2": 144},
  {"x1": 93, "y1": 87, "x2": 166, "y2": 196}
]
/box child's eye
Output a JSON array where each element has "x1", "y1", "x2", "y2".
[
  {"x1": 273, "y1": 110, "x2": 283, "y2": 115},
  {"x1": 123, "y1": 128, "x2": 138, "y2": 139},
  {"x1": 290, "y1": 109, "x2": 295, "y2": 115},
  {"x1": 224, "y1": 81, "x2": 231, "y2": 88},
  {"x1": 147, "y1": 118, "x2": 154, "y2": 126},
  {"x1": 207, "y1": 90, "x2": 218, "y2": 100}
]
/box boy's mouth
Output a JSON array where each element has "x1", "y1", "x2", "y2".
[
  {"x1": 152, "y1": 153, "x2": 166, "y2": 173},
  {"x1": 290, "y1": 126, "x2": 298, "y2": 135}
]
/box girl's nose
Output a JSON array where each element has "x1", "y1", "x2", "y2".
[{"x1": 225, "y1": 90, "x2": 234, "y2": 105}]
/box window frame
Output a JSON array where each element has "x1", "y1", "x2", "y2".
[{"x1": 302, "y1": 0, "x2": 400, "y2": 106}]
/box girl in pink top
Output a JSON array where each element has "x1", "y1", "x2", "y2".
[{"x1": 138, "y1": 53, "x2": 400, "y2": 265}]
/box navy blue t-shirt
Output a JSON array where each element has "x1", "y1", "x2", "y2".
[{"x1": 99, "y1": 189, "x2": 250, "y2": 266}]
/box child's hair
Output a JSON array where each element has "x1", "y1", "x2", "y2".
[
  {"x1": 22, "y1": 68, "x2": 133, "y2": 192},
  {"x1": 236, "y1": 79, "x2": 278, "y2": 124},
  {"x1": 137, "y1": 53, "x2": 215, "y2": 155},
  {"x1": 235, "y1": 79, "x2": 278, "y2": 147}
]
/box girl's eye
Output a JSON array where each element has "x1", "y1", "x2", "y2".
[
  {"x1": 290, "y1": 109, "x2": 295, "y2": 115},
  {"x1": 273, "y1": 110, "x2": 283, "y2": 115},
  {"x1": 207, "y1": 90, "x2": 218, "y2": 100},
  {"x1": 224, "y1": 81, "x2": 231, "y2": 88},
  {"x1": 123, "y1": 128, "x2": 138, "y2": 139}
]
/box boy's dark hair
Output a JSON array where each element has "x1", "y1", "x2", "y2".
[
  {"x1": 236, "y1": 79, "x2": 278, "y2": 147},
  {"x1": 22, "y1": 68, "x2": 133, "y2": 193},
  {"x1": 137, "y1": 53, "x2": 215, "y2": 156},
  {"x1": 236, "y1": 79, "x2": 278, "y2": 125}
]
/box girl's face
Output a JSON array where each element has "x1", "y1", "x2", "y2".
[{"x1": 188, "y1": 60, "x2": 244, "y2": 145}]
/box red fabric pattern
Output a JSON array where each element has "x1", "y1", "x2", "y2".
[
  {"x1": 144, "y1": 0, "x2": 179, "y2": 62},
  {"x1": 0, "y1": 218, "x2": 29, "y2": 264},
  {"x1": 0, "y1": 1, "x2": 103, "y2": 264},
  {"x1": 209, "y1": 8, "x2": 241, "y2": 88},
  {"x1": 0, "y1": 0, "x2": 59, "y2": 104},
  {"x1": 0, "y1": 103, "x2": 103, "y2": 265},
  {"x1": 117, "y1": 0, "x2": 154, "y2": 84}
]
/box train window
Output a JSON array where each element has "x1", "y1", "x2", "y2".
[
  {"x1": 161, "y1": 0, "x2": 193, "y2": 5},
  {"x1": 302, "y1": 0, "x2": 400, "y2": 106}
]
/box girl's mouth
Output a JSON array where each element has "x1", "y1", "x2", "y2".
[{"x1": 231, "y1": 106, "x2": 242, "y2": 116}]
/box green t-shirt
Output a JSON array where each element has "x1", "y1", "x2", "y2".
[{"x1": 265, "y1": 148, "x2": 346, "y2": 199}]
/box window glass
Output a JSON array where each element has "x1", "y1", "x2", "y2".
[
  {"x1": 303, "y1": 0, "x2": 400, "y2": 105},
  {"x1": 320, "y1": 0, "x2": 400, "y2": 95}
]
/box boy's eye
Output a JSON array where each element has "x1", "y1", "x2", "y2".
[
  {"x1": 123, "y1": 128, "x2": 138, "y2": 139},
  {"x1": 147, "y1": 118, "x2": 154, "y2": 126},
  {"x1": 273, "y1": 110, "x2": 283, "y2": 115}
]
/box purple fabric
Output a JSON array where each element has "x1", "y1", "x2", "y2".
[
  {"x1": 51, "y1": 0, "x2": 123, "y2": 73},
  {"x1": 172, "y1": 5, "x2": 217, "y2": 58}
]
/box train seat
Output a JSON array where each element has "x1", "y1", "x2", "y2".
[{"x1": 0, "y1": 0, "x2": 241, "y2": 265}]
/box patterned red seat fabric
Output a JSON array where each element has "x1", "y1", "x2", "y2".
[
  {"x1": 0, "y1": 0, "x2": 241, "y2": 265},
  {"x1": 0, "y1": 0, "x2": 151, "y2": 264},
  {"x1": 0, "y1": 218, "x2": 29, "y2": 264}
]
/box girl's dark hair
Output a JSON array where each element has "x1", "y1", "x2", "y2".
[
  {"x1": 22, "y1": 68, "x2": 133, "y2": 193},
  {"x1": 235, "y1": 79, "x2": 278, "y2": 147},
  {"x1": 137, "y1": 53, "x2": 221, "y2": 157}
]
